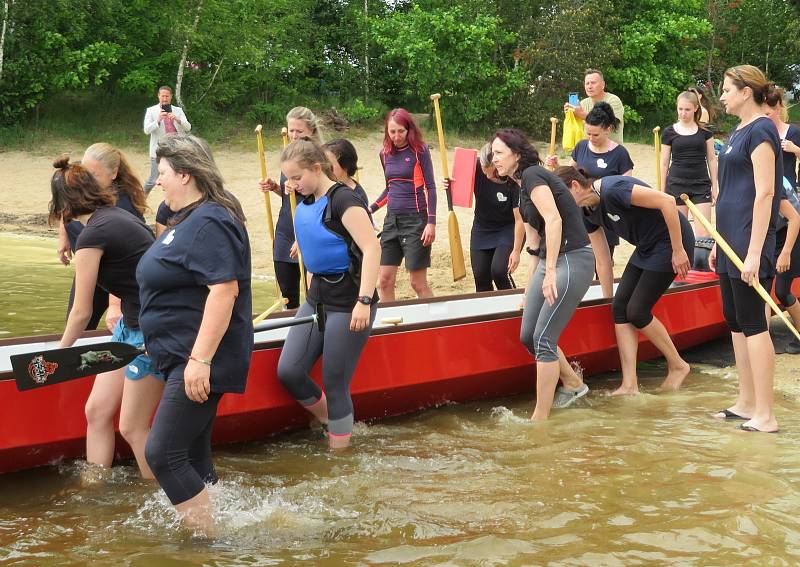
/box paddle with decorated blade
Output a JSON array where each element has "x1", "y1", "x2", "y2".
[{"x1": 6, "y1": 314, "x2": 318, "y2": 391}]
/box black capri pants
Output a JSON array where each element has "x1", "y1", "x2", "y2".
[
  {"x1": 719, "y1": 274, "x2": 773, "y2": 337},
  {"x1": 612, "y1": 263, "x2": 677, "y2": 329},
  {"x1": 471, "y1": 245, "x2": 516, "y2": 292},
  {"x1": 145, "y1": 364, "x2": 223, "y2": 505}
]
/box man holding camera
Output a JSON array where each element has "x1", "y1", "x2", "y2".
[
  {"x1": 143, "y1": 86, "x2": 192, "y2": 193},
  {"x1": 564, "y1": 69, "x2": 625, "y2": 144}
]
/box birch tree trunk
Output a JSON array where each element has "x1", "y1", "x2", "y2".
[
  {"x1": 175, "y1": 0, "x2": 203, "y2": 108},
  {"x1": 0, "y1": 0, "x2": 11, "y2": 84}
]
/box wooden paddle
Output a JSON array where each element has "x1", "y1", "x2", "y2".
[
  {"x1": 430, "y1": 93, "x2": 467, "y2": 282},
  {"x1": 548, "y1": 117, "x2": 558, "y2": 171},
  {"x1": 653, "y1": 126, "x2": 662, "y2": 191},
  {"x1": 6, "y1": 315, "x2": 318, "y2": 391},
  {"x1": 282, "y1": 126, "x2": 309, "y2": 293},
  {"x1": 254, "y1": 124, "x2": 288, "y2": 322},
  {"x1": 681, "y1": 193, "x2": 800, "y2": 341}
]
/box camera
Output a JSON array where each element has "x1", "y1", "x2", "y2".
[{"x1": 160, "y1": 103, "x2": 172, "y2": 113}]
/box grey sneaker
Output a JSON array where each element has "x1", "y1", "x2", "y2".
[{"x1": 552, "y1": 383, "x2": 589, "y2": 409}]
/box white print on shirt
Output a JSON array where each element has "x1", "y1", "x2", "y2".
[
  {"x1": 496, "y1": 192, "x2": 508, "y2": 202},
  {"x1": 163, "y1": 229, "x2": 176, "y2": 245},
  {"x1": 596, "y1": 158, "x2": 608, "y2": 169},
  {"x1": 725, "y1": 146, "x2": 733, "y2": 154},
  {"x1": 606, "y1": 213, "x2": 621, "y2": 222}
]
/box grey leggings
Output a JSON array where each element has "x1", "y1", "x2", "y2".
[
  {"x1": 520, "y1": 246, "x2": 595, "y2": 362},
  {"x1": 277, "y1": 301, "x2": 376, "y2": 436}
]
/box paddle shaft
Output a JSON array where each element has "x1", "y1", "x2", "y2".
[
  {"x1": 548, "y1": 117, "x2": 558, "y2": 171},
  {"x1": 281, "y1": 127, "x2": 309, "y2": 293},
  {"x1": 653, "y1": 126, "x2": 662, "y2": 192},
  {"x1": 680, "y1": 194, "x2": 800, "y2": 341},
  {"x1": 430, "y1": 94, "x2": 467, "y2": 282},
  {"x1": 256, "y1": 125, "x2": 283, "y2": 304}
]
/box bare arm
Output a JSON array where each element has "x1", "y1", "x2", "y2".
[
  {"x1": 777, "y1": 200, "x2": 800, "y2": 273},
  {"x1": 630, "y1": 184, "x2": 690, "y2": 277},
  {"x1": 342, "y1": 206, "x2": 380, "y2": 300},
  {"x1": 59, "y1": 248, "x2": 103, "y2": 347},
  {"x1": 742, "y1": 142, "x2": 777, "y2": 283},
  {"x1": 530, "y1": 184, "x2": 563, "y2": 305},
  {"x1": 705, "y1": 138, "x2": 719, "y2": 201},
  {"x1": 660, "y1": 144, "x2": 672, "y2": 194},
  {"x1": 508, "y1": 207, "x2": 525, "y2": 273}
]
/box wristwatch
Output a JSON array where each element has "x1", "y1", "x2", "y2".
[{"x1": 357, "y1": 295, "x2": 374, "y2": 305}]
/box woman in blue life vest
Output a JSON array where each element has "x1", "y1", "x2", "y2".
[{"x1": 277, "y1": 138, "x2": 380, "y2": 450}]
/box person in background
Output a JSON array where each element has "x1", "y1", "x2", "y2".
[
  {"x1": 143, "y1": 86, "x2": 191, "y2": 194},
  {"x1": 323, "y1": 138, "x2": 370, "y2": 207},
  {"x1": 139, "y1": 134, "x2": 252, "y2": 533},
  {"x1": 258, "y1": 106, "x2": 324, "y2": 309},
  {"x1": 688, "y1": 86, "x2": 715, "y2": 127},
  {"x1": 48, "y1": 155, "x2": 162, "y2": 481},
  {"x1": 711, "y1": 65, "x2": 782, "y2": 434},
  {"x1": 565, "y1": 69, "x2": 625, "y2": 144},
  {"x1": 277, "y1": 138, "x2": 380, "y2": 450},
  {"x1": 660, "y1": 90, "x2": 719, "y2": 238},
  {"x1": 369, "y1": 108, "x2": 437, "y2": 301}
]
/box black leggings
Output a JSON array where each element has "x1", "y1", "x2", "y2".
[
  {"x1": 277, "y1": 301, "x2": 376, "y2": 437},
  {"x1": 613, "y1": 263, "x2": 676, "y2": 329},
  {"x1": 275, "y1": 261, "x2": 301, "y2": 309},
  {"x1": 470, "y1": 246, "x2": 516, "y2": 292},
  {"x1": 145, "y1": 365, "x2": 223, "y2": 505},
  {"x1": 775, "y1": 272, "x2": 797, "y2": 309},
  {"x1": 719, "y1": 274, "x2": 772, "y2": 337}
]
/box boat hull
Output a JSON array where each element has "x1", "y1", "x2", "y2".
[{"x1": 0, "y1": 280, "x2": 728, "y2": 474}]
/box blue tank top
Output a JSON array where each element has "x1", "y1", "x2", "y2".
[{"x1": 294, "y1": 193, "x2": 351, "y2": 275}]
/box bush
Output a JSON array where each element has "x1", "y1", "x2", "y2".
[{"x1": 340, "y1": 99, "x2": 381, "y2": 125}]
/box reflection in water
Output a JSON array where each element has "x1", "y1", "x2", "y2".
[{"x1": 1, "y1": 368, "x2": 799, "y2": 565}]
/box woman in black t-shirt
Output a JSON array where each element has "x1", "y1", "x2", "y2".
[
  {"x1": 557, "y1": 167, "x2": 693, "y2": 396},
  {"x1": 48, "y1": 155, "x2": 162, "y2": 482},
  {"x1": 277, "y1": 138, "x2": 380, "y2": 450},
  {"x1": 711, "y1": 65, "x2": 783, "y2": 433},
  {"x1": 660, "y1": 91, "x2": 719, "y2": 237},
  {"x1": 492, "y1": 128, "x2": 595, "y2": 420},
  {"x1": 60, "y1": 143, "x2": 149, "y2": 331},
  {"x1": 323, "y1": 138, "x2": 370, "y2": 209},
  {"x1": 137, "y1": 135, "x2": 253, "y2": 534}
]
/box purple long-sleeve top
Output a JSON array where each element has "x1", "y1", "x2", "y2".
[{"x1": 370, "y1": 145, "x2": 437, "y2": 223}]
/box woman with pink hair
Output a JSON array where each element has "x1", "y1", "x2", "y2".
[{"x1": 369, "y1": 108, "x2": 437, "y2": 300}]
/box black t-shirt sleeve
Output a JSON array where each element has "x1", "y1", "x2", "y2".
[
  {"x1": 521, "y1": 167, "x2": 551, "y2": 198},
  {"x1": 616, "y1": 146, "x2": 634, "y2": 173},
  {"x1": 702, "y1": 128, "x2": 713, "y2": 141},
  {"x1": 156, "y1": 201, "x2": 172, "y2": 225},
  {"x1": 510, "y1": 184, "x2": 520, "y2": 208},
  {"x1": 746, "y1": 120, "x2": 779, "y2": 155},
  {"x1": 583, "y1": 216, "x2": 600, "y2": 233},
  {"x1": 661, "y1": 126, "x2": 676, "y2": 146},
  {"x1": 604, "y1": 178, "x2": 634, "y2": 210},
  {"x1": 185, "y1": 215, "x2": 248, "y2": 286},
  {"x1": 75, "y1": 219, "x2": 109, "y2": 252},
  {"x1": 331, "y1": 186, "x2": 369, "y2": 226}
]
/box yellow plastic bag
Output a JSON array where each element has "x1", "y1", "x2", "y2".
[{"x1": 562, "y1": 109, "x2": 585, "y2": 152}]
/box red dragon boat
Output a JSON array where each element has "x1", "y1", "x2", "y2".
[{"x1": 0, "y1": 272, "x2": 730, "y2": 474}]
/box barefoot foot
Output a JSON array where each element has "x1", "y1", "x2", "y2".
[
  {"x1": 660, "y1": 361, "x2": 691, "y2": 391},
  {"x1": 609, "y1": 385, "x2": 639, "y2": 396}
]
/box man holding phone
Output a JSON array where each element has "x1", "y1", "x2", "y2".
[
  {"x1": 564, "y1": 69, "x2": 625, "y2": 143},
  {"x1": 143, "y1": 86, "x2": 191, "y2": 194}
]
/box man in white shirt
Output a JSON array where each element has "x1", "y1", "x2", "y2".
[
  {"x1": 565, "y1": 69, "x2": 625, "y2": 144},
  {"x1": 143, "y1": 86, "x2": 191, "y2": 193}
]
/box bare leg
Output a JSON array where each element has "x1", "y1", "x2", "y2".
[
  {"x1": 304, "y1": 392, "x2": 330, "y2": 424},
  {"x1": 531, "y1": 360, "x2": 560, "y2": 421},
  {"x1": 611, "y1": 323, "x2": 640, "y2": 395},
  {"x1": 119, "y1": 375, "x2": 165, "y2": 479},
  {"x1": 378, "y1": 266, "x2": 398, "y2": 302},
  {"x1": 635, "y1": 317, "x2": 691, "y2": 390},
  {"x1": 742, "y1": 331, "x2": 778, "y2": 432},
  {"x1": 693, "y1": 203, "x2": 712, "y2": 237},
  {"x1": 328, "y1": 433, "x2": 351, "y2": 450},
  {"x1": 557, "y1": 347, "x2": 583, "y2": 390},
  {"x1": 409, "y1": 268, "x2": 434, "y2": 299},
  {"x1": 84, "y1": 368, "x2": 125, "y2": 467},
  {"x1": 714, "y1": 331, "x2": 755, "y2": 419},
  {"x1": 175, "y1": 487, "x2": 215, "y2": 536}
]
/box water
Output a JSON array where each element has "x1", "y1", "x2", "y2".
[
  {"x1": 2, "y1": 235, "x2": 800, "y2": 564},
  {"x1": 0, "y1": 234, "x2": 277, "y2": 338}
]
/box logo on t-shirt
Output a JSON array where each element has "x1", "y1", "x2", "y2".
[
  {"x1": 596, "y1": 158, "x2": 608, "y2": 169},
  {"x1": 725, "y1": 146, "x2": 733, "y2": 155},
  {"x1": 163, "y1": 229, "x2": 176, "y2": 245},
  {"x1": 606, "y1": 213, "x2": 621, "y2": 222},
  {"x1": 496, "y1": 192, "x2": 508, "y2": 202}
]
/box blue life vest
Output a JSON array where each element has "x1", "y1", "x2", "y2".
[{"x1": 294, "y1": 188, "x2": 352, "y2": 275}]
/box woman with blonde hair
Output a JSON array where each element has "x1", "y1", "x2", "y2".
[
  {"x1": 711, "y1": 65, "x2": 783, "y2": 433},
  {"x1": 258, "y1": 106, "x2": 324, "y2": 309}
]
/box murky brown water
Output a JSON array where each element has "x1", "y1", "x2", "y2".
[{"x1": 2, "y1": 234, "x2": 800, "y2": 565}]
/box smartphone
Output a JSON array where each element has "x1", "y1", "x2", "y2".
[
  {"x1": 161, "y1": 103, "x2": 172, "y2": 113},
  {"x1": 568, "y1": 92, "x2": 579, "y2": 107}
]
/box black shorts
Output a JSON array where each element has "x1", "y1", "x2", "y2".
[
  {"x1": 666, "y1": 176, "x2": 712, "y2": 205},
  {"x1": 380, "y1": 212, "x2": 431, "y2": 270}
]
